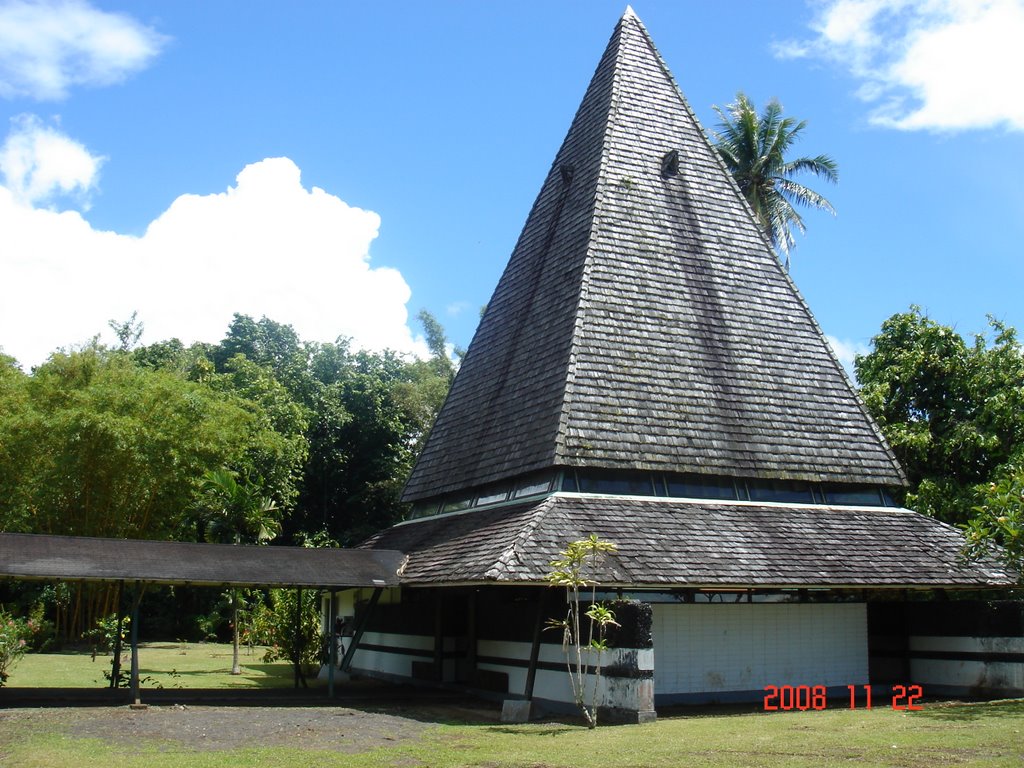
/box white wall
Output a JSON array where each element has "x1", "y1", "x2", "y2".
[
  {"x1": 477, "y1": 638, "x2": 653, "y2": 709},
  {"x1": 909, "y1": 636, "x2": 1024, "y2": 694},
  {"x1": 652, "y1": 603, "x2": 868, "y2": 696}
]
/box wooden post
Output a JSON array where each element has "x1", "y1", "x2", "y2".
[
  {"x1": 525, "y1": 588, "x2": 548, "y2": 700},
  {"x1": 433, "y1": 589, "x2": 444, "y2": 681},
  {"x1": 109, "y1": 580, "x2": 124, "y2": 689},
  {"x1": 128, "y1": 581, "x2": 145, "y2": 708},
  {"x1": 465, "y1": 590, "x2": 477, "y2": 684},
  {"x1": 293, "y1": 587, "x2": 303, "y2": 689},
  {"x1": 327, "y1": 589, "x2": 336, "y2": 698}
]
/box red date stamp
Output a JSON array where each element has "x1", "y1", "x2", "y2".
[{"x1": 763, "y1": 684, "x2": 923, "y2": 711}]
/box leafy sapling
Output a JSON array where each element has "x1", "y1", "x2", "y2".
[{"x1": 546, "y1": 534, "x2": 619, "y2": 728}]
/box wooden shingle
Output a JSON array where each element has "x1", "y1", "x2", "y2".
[
  {"x1": 402, "y1": 9, "x2": 903, "y2": 503},
  {"x1": 366, "y1": 496, "x2": 1016, "y2": 588}
]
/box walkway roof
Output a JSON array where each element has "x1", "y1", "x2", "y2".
[{"x1": 0, "y1": 533, "x2": 404, "y2": 589}]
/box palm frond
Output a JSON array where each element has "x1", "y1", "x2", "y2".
[{"x1": 711, "y1": 91, "x2": 837, "y2": 270}]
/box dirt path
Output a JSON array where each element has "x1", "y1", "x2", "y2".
[{"x1": 0, "y1": 698, "x2": 501, "y2": 755}]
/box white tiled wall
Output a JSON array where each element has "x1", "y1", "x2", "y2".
[{"x1": 652, "y1": 603, "x2": 868, "y2": 694}]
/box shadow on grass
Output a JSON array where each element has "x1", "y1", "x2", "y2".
[
  {"x1": 140, "y1": 663, "x2": 294, "y2": 678},
  {"x1": 914, "y1": 699, "x2": 1024, "y2": 722},
  {"x1": 484, "y1": 725, "x2": 577, "y2": 736}
]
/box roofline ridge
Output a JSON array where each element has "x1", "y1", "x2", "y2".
[
  {"x1": 619, "y1": 12, "x2": 908, "y2": 487},
  {"x1": 781, "y1": 271, "x2": 910, "y2": 485},
  {"x1": 483, "y1": 496, "x2": 558, "y2": 579},
  {"x1": 554, "y1": 14, "x2": 629, "y2": 460}
]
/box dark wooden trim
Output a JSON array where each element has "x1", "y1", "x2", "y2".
[
  {"x1": 465, "y1": 590, "x2": 478, "y2": 683},
  {"x1": 340, "y1": 587, "x2": 383, "y2": 673},
  {"x1": 433, "y1": 590, "x2": 444, "y2": 681},
  {"x1": 524, "y1": 588, "x2": 549, "y2": 699},
  {"x1": 873, "y1": 648, "x2": 1024, "y2": 664}
]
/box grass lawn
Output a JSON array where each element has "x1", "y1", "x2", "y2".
[
  {"x1": 1, "y1": 647, "x2": 1022, "y2": 767},
  {"x1": 5, "y1": 642, "x2": 305, "y2": 690},
  {"x1": 0, "y1": 699, "x2": 1021, "y2": 768}
]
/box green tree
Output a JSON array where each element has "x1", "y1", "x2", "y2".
[
  {"x1": 0, "y1": 354, "x2": 32, "y2": 533},
  {"x1": 964, "y1": 466, "x2": 1024, "y2": 580},
  {"x1": 856, "y1": 308, "x2": 1024, "y2": 526},
  {"x1": 210, "y1": 354, "x2": 310, "y2": 513},
  {"x1": 215, "y1": 314, "x2": 317, "y2": 405},
  {"x1": 195, "y1": 468, "x2": 281, "y2": 674},
  {"x1": 108, "y1": 311, "x2": 144, "y2": 352},
  {"x1": 294, "y1": 314, "x2": 455, "y2": 544},
  {"x1": 0, "y1": 345, "x2": 295, "y2": 640},
  {"x1": 712, "y1": 92, "x2": 837, "y2": 270}
]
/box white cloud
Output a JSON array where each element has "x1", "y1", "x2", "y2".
[
  {"x1": 0, "y1": 151, "x2": 429, "y2": 368},
  {"x1": 826, "y1": 334, "x2": 869, "y2": 380},
  {"x1": 0, "y1": 114, "x2": 103, "y2": 205},
  {"x1": 778, "y1": 0, "x2": 1024, "y2": 132},
  {"x1": 0, "y1": 0, "x2": 166, "y2": 101}
]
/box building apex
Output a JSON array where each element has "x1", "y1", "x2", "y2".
[{"x1": 401, "y1": 9, "x2": 905, "y2": 504}]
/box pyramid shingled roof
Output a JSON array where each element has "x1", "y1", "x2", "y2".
[
  {"x1": 403, "y1": 9, "x2": 905, "y2": 503},
  {"x1": 365, "y1": 497, "x2": 1016, "y2": 588}
]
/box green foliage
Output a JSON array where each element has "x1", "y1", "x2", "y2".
[
  {"x1": 964, "y1": 466, "x2": 1024, "y2": 580},
  {"x1": 209, "y1": 354, "x2": 310, "y2": 513},
  {"x1": 81, "y1": 613, "x2": 129, "y2": 654},
  {"x1": 856, "y1": 308, "x2": 1024, "y2": 526},
  {"x1": 1, "y1": 310, "x2": 456, "y2": 561},
  {"x1": 297, "y1": 344, "x2": 448, "y2": 545},
  {"x1": 107, "y1": 311, "x2": 144, "y2": 352},
  {"x1": 247, "y1": 589, "x2": 323, "y2": 669},
  {"x1": 194, "y1": 469, "x2": 281, "y2": 545},
  {"x1": 712, "y1": 91, "x2": 837, "y2": 270},
  {"x1": 0, "y1": 609, "x2": 40, "y2": 686},
  {"x1": 0, "y1": 345, "x2": 268, "y2": 540},
  {"x1": 546, "y1": 535, "x2": 619, "y2": 728}
]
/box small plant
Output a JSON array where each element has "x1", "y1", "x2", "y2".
[
  {"x1": 546, "y1": 534, "x2": 619, "y2": 728},
  {"x1": 82, "y1": 614, "x2": 131, "y2": 687},
  {"x1": 83, "y1": 614, "x2": 130, "y2": 656},
  {"x1": 247, "y1": 589, "x2": 322, "y2": 670},
  {"x1": 0, "y1": 610, "x2": 39, "y2": 686}
]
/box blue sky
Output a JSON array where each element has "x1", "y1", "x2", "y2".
[{"x1": 1, "y1": 0, "x2": 1022, "y2": 377}]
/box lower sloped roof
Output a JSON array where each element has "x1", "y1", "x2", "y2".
[
  {"x1": 0, "y1": 533, "x2": 404, "y2": 588},
  {"x1": 363, "y1": 495, "x2": 1016, "y2": 588}
]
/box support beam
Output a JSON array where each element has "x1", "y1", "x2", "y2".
[
  {"x1": 128, "y1": 581, "x2": 145, "y2": 707},
  {"x1": 327, "y1": 589, "x2": 336, "y2": 698},
  {"x1": 433, "y1": 589, "x2": 444, "y2": 681},
  {"x1": 524, "y1": 587, "x2": 549, "y2": 700},
  {"x1": 340, "y1": 587, "x2": 383, "y2": 673},
  {"x1": 293, "y1": 587, "x2": 304, "y2": 689},
  {"x1": 109, "y1": 580, "x2": 124, "y2": 689},
  {"x1": 465, "y1": 590, "x2": 477, "y2": 684}
]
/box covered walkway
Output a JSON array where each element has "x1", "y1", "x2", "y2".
[{"x1": 0, "y1": 533, "x2": 405, "y2": 705}]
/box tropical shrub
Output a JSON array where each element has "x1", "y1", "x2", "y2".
[{"x1": 0, "y1": 610, "x2": 39, "y2": 686}]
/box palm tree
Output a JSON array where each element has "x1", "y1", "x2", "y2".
[
  {"x1": 712, "y1": 92, "x2": 838, "y2": 271},
  {"x1": 197, "y1": 468, "x2": 280, "y2": 674}
]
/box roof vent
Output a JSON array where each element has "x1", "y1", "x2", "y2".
[
  {"x1": 560, "y1": 163, "x2": 575, "y2": 186},
  {"x1": 661, "y1": 149, "x2": 679, "y2": 178}
]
